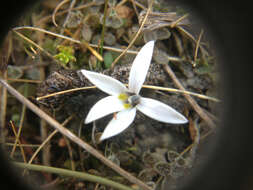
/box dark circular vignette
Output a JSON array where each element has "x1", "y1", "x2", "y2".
[
  {"x1": 0, "y1": 0, "x2": 253, "y2": 190},
  {"x1": 173, "y1": 1, "x2": 253, "y2": 190},
  {"x1": 0, "y1": 2, "x2": 42, "y2": 190}
]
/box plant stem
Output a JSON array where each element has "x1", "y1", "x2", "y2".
[
  {"x1": 14, "y1": 162, "x2": 135, "y2": 190},
  {"x1": 98, "y1": 0, "x2": 109, "y2": 68}
]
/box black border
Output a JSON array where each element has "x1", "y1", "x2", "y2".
[{"x1": 1, "y1": 0, "x2": 253, "y2": 190}]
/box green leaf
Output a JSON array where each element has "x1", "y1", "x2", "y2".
[
  {"x1": 104, "y1": 51, "x2": 114, "y2": 69},
  {"x1": 194, "y1": 64, "x2": 212, "y2": 75}
]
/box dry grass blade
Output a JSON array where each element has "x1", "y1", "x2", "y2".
[
  {"x1": 7, "y1": 78, "x2": 42, "y2": 83},
  {"x1": 170, "y1": 14, "x2": 189, "y2": 28},
  {"x1": 36, "y1": 86, "x2": 96, "y2": 101},
  {"x1": 36, "y1": 84, "x2": 219, "y2": 102},
  {"x1": 111, "y1": 0, "x2": 154, "y2": 68},
  {"x1": 52, "y1": 0, "x2": 70, "y2": 27},
  {"x1": 0, "y1": 79, "x2": 152, "y2": 190},
  {"x1": 194, "y1": 29, "x2": 204, "y2": 63},
  {"x1": 13, "y1": 31, "x2": 57, "y2": 63},
  {"x1": 29, "y1": 129, "x2": 57, "y2": 165},
  {"x1": 13, "y1": 26, "x2": 139, "y2": 55},
  {"x1": 142, "y1": 84, "x2": 220, "y2": 102},
  {"x1": 81, "y1": 41, "x2": 103, "y2": 62}
]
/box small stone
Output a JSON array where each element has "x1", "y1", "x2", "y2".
[
  {"x1": 167, "y1": 150, "x2": 180, "y2": 162},
  {"x1": 143, "y1": 30, "x2": 157, "y2": 42},
  {"x1": 81, "y1": 23, "x2": 93, "y2": 42},
  {"x1": 138, "y1": 168, "x2": 158, "y2": 182},
  {"x1": 156, "y1": 28, "x2": 171, "y2": 40},
  {"x1": 104, "y1": 32, "x2": 116, "y2": 46},
  {"x1": 7, "y1": 65, "x2": 23, "y2": 79},
  {"x1": 154, "y1": 162, "x2": 171, "y2": 176},
  {"x1": 65, "y1": 11, "x2": 83, "y2": 28},
  {"x1": 153, "y1": 48, "x2": 169, "y2": 64}
]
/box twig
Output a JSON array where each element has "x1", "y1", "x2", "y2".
[
  {"x1": 163, "y1": 64, "x2": 216, "y2": 129},
  {"x1": 111, "y1": 0, "x2": 154, "y2": 68},
  {"x1": 14, "y1": 162, "x2": 136, "y2": 190},
  {"x1": 0, "y1": 79, "x2": 152, "y2": 190},
  {"x1": 52, "y1": 0, "x2": 70, "y2": 27},
  {"x1": 0, "y1": 71, "x2": 7, "y2": 147},
  {"x1": 9, "y1": 121, "x2": 27, "y2": 163}
]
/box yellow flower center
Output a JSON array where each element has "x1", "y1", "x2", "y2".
[
  {"x1": 123, "y1": 103, "x2": 132, "y2": 109},
  {"x1": 118, "y1": 93, "x2": 132, "y2": 109},
  {"x1": 118, "y1": 93, "x2": 128, "y2": 101}
]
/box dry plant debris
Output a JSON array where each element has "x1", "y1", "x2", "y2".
[{"x1": 0, "y1": 0, "x2": 219, "y2": 190}]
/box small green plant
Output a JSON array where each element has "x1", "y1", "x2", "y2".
[{"x1": 54, "y1": 45, "x2": 76, "y2": 68}]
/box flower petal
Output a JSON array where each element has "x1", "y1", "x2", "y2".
[
  {"x1": 137, "y1": 97, "x2": 188, "y2": 124},
  {"x1": 100, "y1": 108, "x2": 137, "y2": 141},
  {"x1": 80, "y1": 69, "x2": 127, "y2": 95},
  {"x1": 128, "y1": 41, "x2": 155, "y2": 94},
  {"x1": 85, "y1": 96, "x2": 125, "y2": 124}
]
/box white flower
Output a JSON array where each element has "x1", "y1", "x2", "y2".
[{"x1": 80, "y1": 41, "x2": 188, "y2": 141}]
